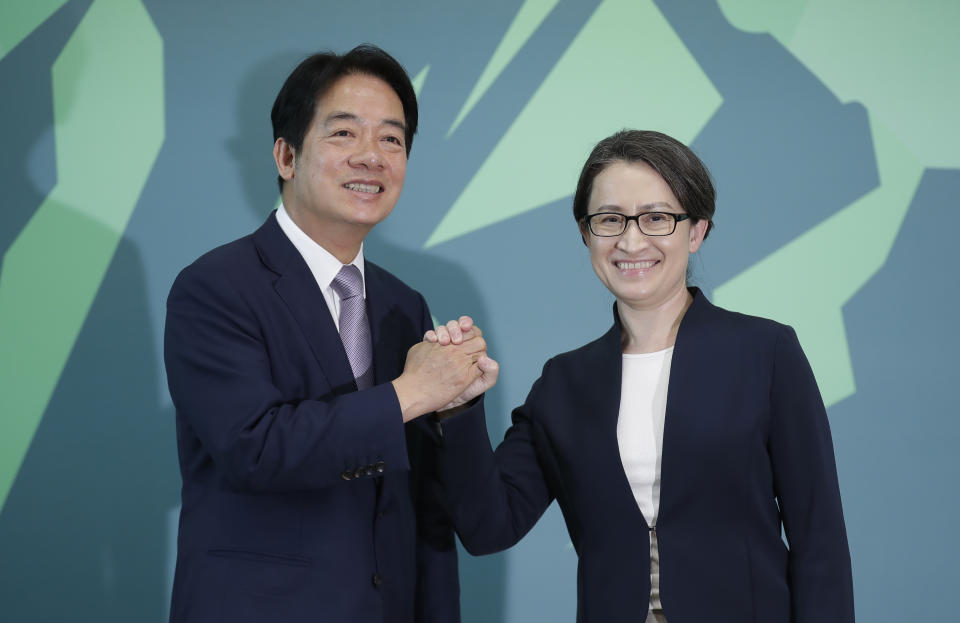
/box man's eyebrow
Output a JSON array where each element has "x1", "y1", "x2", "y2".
[
  {"x1": 383, "y1": 118, "x2": 406, "y2": 133},
  {"x1": 322, "y1": 111, "x2": 358, "y2": 126},
  {"x1": 322, "y1": 111, "x2": 406, "y2": 133}
]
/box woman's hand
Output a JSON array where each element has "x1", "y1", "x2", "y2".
[{"x1": 425, "y1": 316, "x2": 500, "y2": 414}]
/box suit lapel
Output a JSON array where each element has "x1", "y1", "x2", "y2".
[
  {"x1": 252, "y1": 213, "x2": 357, "y2": 394},
  {"x1": 362, "y1": 263, "x2": 398, "y2": 387}
]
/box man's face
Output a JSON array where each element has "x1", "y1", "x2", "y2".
[{"x1": 281, "y1": 73, "x2": 408, "y2": 237}]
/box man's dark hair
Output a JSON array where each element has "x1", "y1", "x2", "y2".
[
  {"x1": 270, "y1": 44, "x2": 418, "y2": 192},
  {"x1": 572, "y1": 129, "x2": 716, "y2": 240}
]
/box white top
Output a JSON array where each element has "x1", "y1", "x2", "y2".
[
  {"x1": 275, "y1": 203, "x2": 365, "y2": 330},
  {"x1": 617, "y1": 347, "x2": 673, "y2": 526},
  {"x1": 617, "y1": 347, "x2": 673, "y2": 616}
]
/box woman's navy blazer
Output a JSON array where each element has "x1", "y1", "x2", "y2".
[{"x1": 438, "y1": 289, "x2": 854, "y2": 622}]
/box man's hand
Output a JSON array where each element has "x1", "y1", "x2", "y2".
[
  {"x1": 392, "y1": 323, "x2": 489, "y2": 422},
  {"x1": 424, "y1": 316, "x2": 477, "y2": 346},
  {"x1": 424, "y1": 316, "x2": 500, "y2": 415}
]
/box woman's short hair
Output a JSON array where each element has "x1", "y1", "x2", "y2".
[{"x1": 572, "y1": 130, "x2": 715, "y2": 239}]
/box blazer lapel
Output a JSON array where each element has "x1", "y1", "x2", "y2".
[
  {"x1": 252, "y1": 213, "x2": 357, "y2": 394},
  {"x1": 658, "y1": 288, "x2": 712, "y2": 522},
  {"x1": 592, "y1": 309, "x2": 627, "y2": 434},
  {"x1": 593, "y1": 305, "x2": 654, "y2": 528},
  {"x1": 599, "y1": 292, "x2": 715, "y2": 528}
]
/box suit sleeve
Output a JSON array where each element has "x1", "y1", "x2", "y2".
[
  {"x1": 163, "y1": 264, "x2": 409, "y2": 493},
  {"x1": 768, "y1": 326, "x2": 855, "y2": 622},
  {"x1": 436, "y1": 370, "x2": 555, "y2": 556}
]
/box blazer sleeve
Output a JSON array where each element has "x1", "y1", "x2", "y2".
[
  {"x1": 164, "y1": 264, "x2": 409, "y2": 493},
  {"x1": 768, "y1": 326, "x2": 855, "y2": 622},
  {"x1": 436, "y1": 371, "x2": 555, "y2": 556}
]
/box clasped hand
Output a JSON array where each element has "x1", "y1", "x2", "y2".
[
  {"x1": 423, "y1": 316, "x2": 499, "y2": 414},
  {"x1": 393, "y1": 316, "x2": 498, "y2": 422}
]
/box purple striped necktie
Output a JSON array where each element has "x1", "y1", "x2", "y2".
[{"x1": 331, "y1": 265, "x2": 373, "y2": 390}]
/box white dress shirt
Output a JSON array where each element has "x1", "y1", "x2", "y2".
[{"x1": 275, "y1": 203, "x2": 365, "y2": 330}]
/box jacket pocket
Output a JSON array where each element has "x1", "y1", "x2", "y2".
[
  {"x1": 207, "y1": 547, "x2": 312, "y2": 567},
  {"x1": 208, "y1": 547, "x2": 313, "y2": 600}
]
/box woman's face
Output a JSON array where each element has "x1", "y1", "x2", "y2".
[{"x1": 581, "y1": 160, "x2": 707, "y2": 311}]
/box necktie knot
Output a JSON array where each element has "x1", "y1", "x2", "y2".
[{"x1": 332, "y1": 264, "x2": 364, "y2": 300}]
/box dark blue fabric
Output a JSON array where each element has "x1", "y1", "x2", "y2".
[
  {"x1": 164, "y1": 213, "x2": 459, "y2": 622},
  {"x1": 439, "y1": 289, "x2": 853, "y2": 622}
]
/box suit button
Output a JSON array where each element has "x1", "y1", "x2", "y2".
[
  {"x1": 365, "y1": 464, "x2": 375, "y2": 476},
  {"x1": 374, "y1": 461, "x2": 386, "y2": 474},
  {"x1": 354, "y1": 467, "x2": 366, "y2": 479},
  {"x1": 341, "y1": 470, "x2": 353, "y2": 481},
  {"x1": 372, "y1": 573, "x2": 382, "y2": 588}
]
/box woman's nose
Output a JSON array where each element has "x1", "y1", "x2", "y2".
[{"x1": 615, "y1": 219, "x2": 649, "y2": 252}]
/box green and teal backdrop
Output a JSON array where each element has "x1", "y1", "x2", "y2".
[{"x1": 1, "y1": 0, "x2": 957, "y2": 620}]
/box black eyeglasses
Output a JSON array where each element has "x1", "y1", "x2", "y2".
[{"x1": 582, "y1": 212, "x2": 690, "y2": 237}]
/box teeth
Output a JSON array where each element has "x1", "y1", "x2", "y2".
[
  {"x1": 617, "y1": 261, "x2": 657, "y2": 270},
  {"x1": 344, "y1": 183, "x2": 381, "y2": 193}
]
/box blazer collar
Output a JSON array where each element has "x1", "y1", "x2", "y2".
[
  {"x1": 252, "y1": 212, "x2": 357, "y2": 394},
  {"x1": 604, "y1": 287, "x2": 716, "y2": 419},
  {"x1": 590, "y1": 289, "x2": 714, "y2": 421},
  {"x1": 661, "y1": 287, "x2": 716, "y2": 423},
  {"x1": 606, "y1": 287, "x2": 713, "y2": 349}
]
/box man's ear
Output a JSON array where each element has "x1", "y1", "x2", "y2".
[{"x1": 273, "y1": 137, "x2": 296, "y2": 183}]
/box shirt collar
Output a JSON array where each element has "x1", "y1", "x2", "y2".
[{"x1": 275, "y1": 203, "x2": 366, "y2": 297}]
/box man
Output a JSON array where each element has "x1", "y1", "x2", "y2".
[{"x1": 164, "y1": 45, "x2": 489, "y2": 622}]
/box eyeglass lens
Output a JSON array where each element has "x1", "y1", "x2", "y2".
[{"x1": 589, "y1": 213, "x2": 679, "y2": 236}]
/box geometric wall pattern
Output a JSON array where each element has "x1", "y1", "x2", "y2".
[{"x1": 1, "y1": 0, "x2": 957, "y2": 620}]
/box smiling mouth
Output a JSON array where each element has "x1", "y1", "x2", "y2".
[
  {"x1": 343, "y1": 182, "x2": 383, "y2": 194},
  {"x1": 616, "y1": 260, "x2": 658, "y2": 270}
]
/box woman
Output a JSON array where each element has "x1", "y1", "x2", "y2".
[{"x1": 432, "y1": 130, "x2": 854, "y2": 622}]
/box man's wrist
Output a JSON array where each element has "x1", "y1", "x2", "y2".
[{"x1": 392, "y1": 376, "x2": 430, "y2": 422}]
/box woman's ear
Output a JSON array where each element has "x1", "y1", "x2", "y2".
[{"x1": 688, "y1": 218, "x2": 708, "y2": 253}]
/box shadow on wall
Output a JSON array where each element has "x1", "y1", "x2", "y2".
[
  {"x1": 227, "y1": 50, "x2": 306, "y2": 222},
  {"x1": 0, "y1": 0, "x2": 92, "y2": 273},
  {"x1": 0, "y1": 228, "x2": 179, "y2": 622},
  {"x1": 1, "y1": 2, "x2": 177, "y2": 619}
]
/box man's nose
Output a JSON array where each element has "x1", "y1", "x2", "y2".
[{"x1": 349, "y1": 135, "x2": 382, "y2": 168}]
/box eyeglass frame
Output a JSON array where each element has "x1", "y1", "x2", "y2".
[{"x1": 581, "y1": 211, "x2": 691, "y2": 237}]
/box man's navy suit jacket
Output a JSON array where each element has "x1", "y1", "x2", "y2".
[
  {"x1": 438, "y1": 290, "x2": 854, "y2": 622},
  {"x1": 164, "y1": 213, "x2": 459, "y2": 622}
]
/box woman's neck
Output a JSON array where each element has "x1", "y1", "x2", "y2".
[{"x1": 618, "y1": 287, "x2": 693, "y2": 354}]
